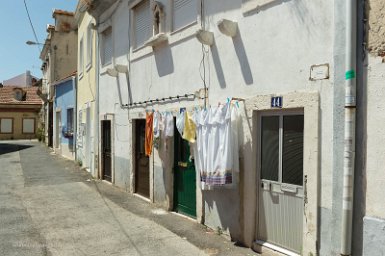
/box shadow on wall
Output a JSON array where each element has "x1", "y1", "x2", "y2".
[
  {"x1": 0, "y1": 143, "x2": 33, "y2": 155},
  {"x1": 232, "y1": 31, "x2": 253, "y2": 85},
  {"x1": 211, "y1": 44, "x2": 227, "y2": 88},
  {"x1": 155, "y1": 136, "x2": 174, "y2": 210},
  {"x1": 154, "y1": 43, "x2": 175, "y2": 77},
  {"x1": 203, "y1": 184, "x2": 242, "y2": 241}
]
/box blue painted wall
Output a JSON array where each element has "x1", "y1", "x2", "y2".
[{"x1": 54, "y1": 78, "x2": 75, "y2": 146}]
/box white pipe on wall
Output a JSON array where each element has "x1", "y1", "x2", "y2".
[{"x1": 341, "y1": 0, "x2": 357, "y2": 255}]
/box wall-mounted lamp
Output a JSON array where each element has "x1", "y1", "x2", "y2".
[
  {"x1": 217, "y1": 19, "x2": 238, "y2": 37},
  {"x1": 115, "y1": 64, "x2": 128, "y2": 73},
  {"x1": 195, "y1": 29, "x2": 214, "y2": 46},
  {"x1": 106, "y1": 68, "x2": 118, "y2": 77}
]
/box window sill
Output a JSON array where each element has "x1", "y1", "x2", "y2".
[
  {"x1": 169, "y1": 21, "x2": 199, "y2": 46},
  {"x1": 100, "y1": 62, "x2": 113, "y2": 75},
  {"x1": 86, "y1": 62, "x2": 92, "y2": 72},
  {"x1": 130, "y1": 22, "x2": 199, "y2": 61},
  {"x1": 242, "y1": 0, "x2": 275, "y2": 15},
  {"x1": 144, "y1": 33, "x2": 168, "y2": 47}
]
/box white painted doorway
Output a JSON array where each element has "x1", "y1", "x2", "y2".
[{"x1": 257, "y1": 112, "x2": 304, "y2": 254}]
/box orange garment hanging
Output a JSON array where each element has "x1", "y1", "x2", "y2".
[{"x1": 145, "y1": 112, "x2": 154, "y2": 156}]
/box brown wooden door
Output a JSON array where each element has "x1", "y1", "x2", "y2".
[
  {"x1": 135, "y1": 119, "x2": 149, "y2": 198},
  {"x1": 101, "y1": 120, "x2": 112, "y2": 182}
]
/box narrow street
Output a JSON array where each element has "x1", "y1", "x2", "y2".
[{"x1": 0, "y1": 140, "x2": 256, "y2": 256}]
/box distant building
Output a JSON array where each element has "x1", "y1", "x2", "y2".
[
  {"x1": 0, "y1": 86, "x2": 43, "y2": 140},
  {"x1": 74, "y1": 4, "x2": 97, "y2": 174},
  {"x1": 39, "y1": 9, "x2": 78, "y2": 148},
  {"x1": 52, "y1": 73, "x2": 77, "y2": 160},
  {"x1": 2, "y1": 70, "x2": 38, "y2": 87}
]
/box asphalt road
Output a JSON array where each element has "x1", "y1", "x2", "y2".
[{"x1": 0, "y1": 140, "x2": 257, "y2": 256}]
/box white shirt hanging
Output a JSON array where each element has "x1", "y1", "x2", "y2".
[{"x1": 193, "y1": 104, "x2": 240, "y2": 190}]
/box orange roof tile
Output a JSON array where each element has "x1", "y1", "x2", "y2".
[
  {"x1": 0, "y1": 86, "x2": 43, "y2": 106},
  {"x1": 53, "y1": 9, "x2": 74, "y2": 18}
]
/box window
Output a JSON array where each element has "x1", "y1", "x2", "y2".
[
  {"x1": 173, "y1": 0, "x2": 198, "y2": 31},
  {"x1": 260, "y1": 114, "x2": 304, "y2": 186},
  {"x1": 101, "y1": 27, "x2": 113, "y2": 66},
  {"x1": 0, "y1": 118, "x2": 13, "y2": 134},
  {"x1": 133, "y1": 0, "x2": 151, "y2": 48},
  {"x1": 87, "y1": 24, "x2": 93, "y2": 68},
  {"x1": 22, "y1": 118, "x2": 35, "y2": 134},
  {"x1": 79, "y1": 38, "x2": 84, "y2": 74},
  {"x1": 67, "y1": 108, "x2": 74, "y2": 134}
]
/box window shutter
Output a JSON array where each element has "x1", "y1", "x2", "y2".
[
  {"x1": 134, "y1": 0, "x2": 151, "y2": 48},
  {"x1": 79, "y1": 39, "x2": 84, "y2": 72},
  {"x1": 102, "y1": 27, "x2": 113, "y2": 65},
  {"x1": 1, "y1": 119, "x2": 13, "y2": 133},
  {"x1": 173, "y1": 0, "x2": 198, "y2": 31},
  {"x1": 23, "y1": 119, "x2": 35, "y2": 134}
]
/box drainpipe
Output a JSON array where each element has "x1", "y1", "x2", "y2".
[
  {"x1": 95, "y1": 22, "x2": 100, "y2": 179},
  {"x1": 341, "y1": 0, "x2": 357, "y2": 255},
  {"x1": 73, "y1": 76, "x2": 77, "y2": 159}
]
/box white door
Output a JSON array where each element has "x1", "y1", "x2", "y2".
[{"x1": 257, "y1": 113, "x2": 304, "y2": 254}]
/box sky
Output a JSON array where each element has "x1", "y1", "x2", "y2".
[{"x1": 0, "y1": 0, "x2": 78, "y2": 82}]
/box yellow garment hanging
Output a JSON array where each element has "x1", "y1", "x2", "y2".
[{"x1": 182, "y1": 111, "x2": 196, "y2": 143}]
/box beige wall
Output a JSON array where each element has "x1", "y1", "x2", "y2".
[
  {"x1": 0, "y1": 110, "x2": 40, "y2": 140},
  {"x1": 367, "y1": 0, "x2": 385, "y2": 56}
]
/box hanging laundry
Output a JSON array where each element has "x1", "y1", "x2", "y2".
[
  {"x1": 183, "y1": 111, "x2": 196, "y2": 143},
  {"x1": 176, "y1": 110, "x2": 185, "y2": 137},
  {"x1": 153, "y1": 111, "x2": 161, "y2": 138},
  {"x1": 163, "y1": 112, "x2": 174, "y2": 137},
  {"x1": 193, "y1": 104, "x2": 240, "y2": 189},
  {"x1": 145, "y1": 112, "x2": 154, "y2": 156},
  {"x1": 153, "y1": 111, "x2": 162, "y2": 149}
]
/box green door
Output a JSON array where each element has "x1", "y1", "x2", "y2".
[{"x1": 174, "y1": 131, "x2": 196, "y2": 218}]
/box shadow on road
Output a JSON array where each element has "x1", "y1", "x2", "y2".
[{"x1": 0, "y1": 143, "x2": 33, "y2": 155}]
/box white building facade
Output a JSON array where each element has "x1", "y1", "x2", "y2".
[{"x1": 84, "y1": 0, "x2": 380, "y2": 255}]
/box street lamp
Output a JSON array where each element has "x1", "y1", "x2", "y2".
[{"x1": 26, "y1": 40, "x2": 45, "y2": 46}]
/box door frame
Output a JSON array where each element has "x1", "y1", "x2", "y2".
[
  {"x1": 173, "y1": 126, "x2": 197, "y2": 219},
  {"x1": 256, "y1": 109, "x2": 304, "y2": 254},
  {"x1": 244, "y1": 92, "x2": 319, "y2": 256},
  {"x1": 132, "y1": 118, "x2": 150, "y2": 199},
  {"x1": 99, "y1": 114, "x2": 114, "y2": 183}
]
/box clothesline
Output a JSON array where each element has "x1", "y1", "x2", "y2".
[
  {"x1": 144, "y1": 101, "x2": 241, "y2": 190},
  {"x1": 124, "y1": 93, "x2": 201, "y2": 107}
]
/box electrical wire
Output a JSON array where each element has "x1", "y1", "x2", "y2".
[{"x1": 23, "y1": 0, "x2": 41, "y2": 53}]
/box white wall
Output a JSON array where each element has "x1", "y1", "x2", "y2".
[
  {"x1": 127, "y1": 0, "x2": 336, "y2": 253},
  {"x1": 98, "y1": 1, "x2": 131, "y2": 190}
]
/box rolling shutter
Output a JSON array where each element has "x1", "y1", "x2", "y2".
[
  {"x1": 173, "y1": 0, "x2": 198, "y2": 31},
  {"x1": 102, "y1": 27, "x2": 113, "y2": 65},
  {"x1": 134, "y1": 0, "x2": 151, "y2": 48}
]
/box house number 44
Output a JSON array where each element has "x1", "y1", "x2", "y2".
[{"x1": 271, "y1": 96, "x2": 283, "y2": 108}]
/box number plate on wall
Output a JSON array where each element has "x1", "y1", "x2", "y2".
[{"x1": 271, "y1": 96, "x2": 283, "y2": 108}]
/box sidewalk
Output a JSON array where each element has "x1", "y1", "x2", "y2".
[
  {"x1": 0, "y1": 140, "x2": 258, "y2": 256},
  {"x1": 85, "y1": 178, "x2": 258, "y2": 256}
]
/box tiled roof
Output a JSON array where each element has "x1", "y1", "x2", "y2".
[
  {"x1": 0, "y1": 86, "x2": 43, "y2": 106},
  {"x1": 53, "y1": 9, "x2": 74, "y2": 17}
]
